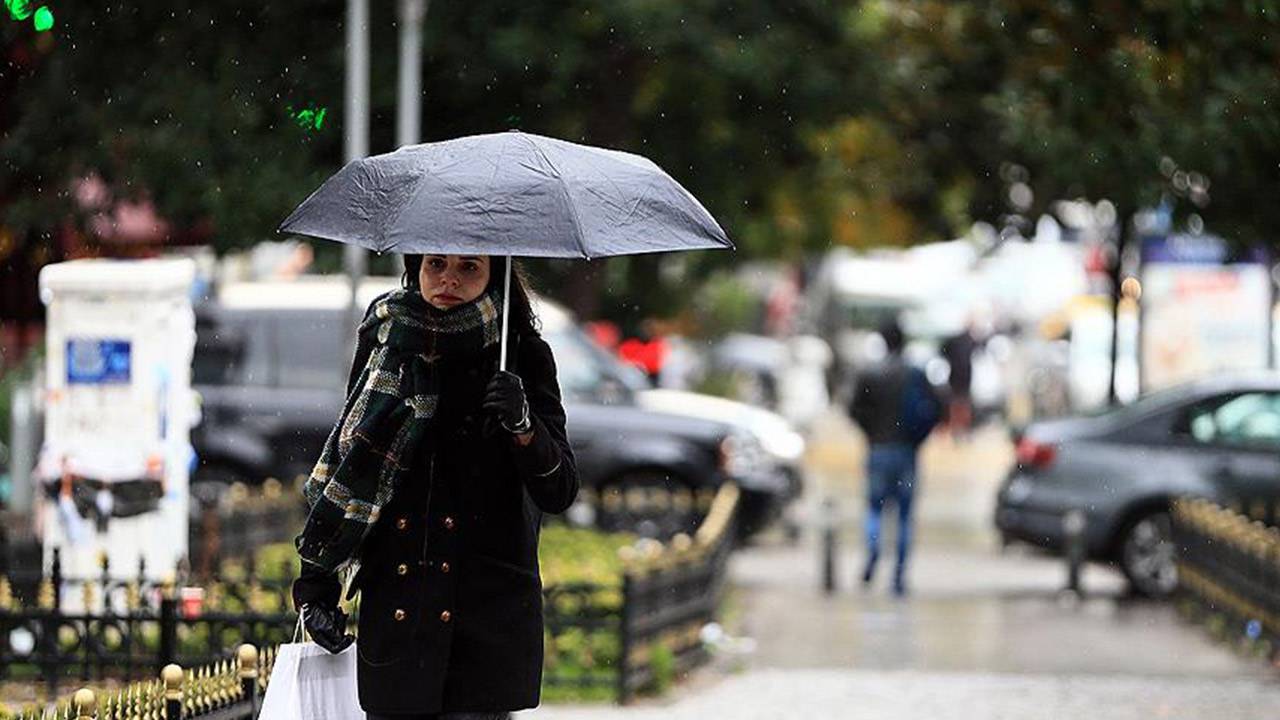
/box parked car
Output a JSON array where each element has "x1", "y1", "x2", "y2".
[
  {"x1": 995, "y1": 373, "x2": 1280, "y2": 597},
  {"x1": 536, "y1": 300, "x2": 803, "y2": 538},
  {"x1": 191, "y1": 278, "x2": 765, "y2": 538},
  {"x1": 190, "y1": 278, "x2": 400, "y2": 501}
]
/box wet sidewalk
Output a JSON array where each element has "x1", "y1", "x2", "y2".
[{"x1": 529, "y1": 414, "x2": 1280, "y2": 718}]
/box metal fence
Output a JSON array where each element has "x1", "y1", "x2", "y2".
[
  {"x1": 616, "y1": 483, "x2": 738, "y2": 702},
  {"x1": 188, "y1": 478, "x2": 306, "y2": 580},
  {"x1": 3, "y1": 483, "x2": 742, "y2": 709},
  {"x1": 1172, "y1": 496, "x2": 1280, "y2": 661},
  {"x1": 0, "y1": 548, "x2": 295, "y2": 699},
  {"x1": 8, "y1": 644, "x2": 269, "y2": 720}
]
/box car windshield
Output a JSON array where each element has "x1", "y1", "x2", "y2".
[
  {"x1": 542, "y1": 327, "x2": 642, "y2": 403},
  {"x1": 194, "y1": 308, "x2": 347, "y2": 389}
]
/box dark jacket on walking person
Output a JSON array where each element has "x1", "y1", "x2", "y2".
[
  {"x1": 292, "y1": 254, "x2": 578, "y2": 718},
  {"x1": 847, "y1": 319, "x2": 941, "y2": 595},
  {"x1": 940, "y1": 324, "x2": 979, "y2": 437}
]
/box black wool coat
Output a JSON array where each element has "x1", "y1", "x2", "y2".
[{"x1": 295, "y1": 329, "x2": 578, "y2": 715}]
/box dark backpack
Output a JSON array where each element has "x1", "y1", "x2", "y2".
[{"x1": 900, "y1": 366, "x2": 941, "y2": 446}]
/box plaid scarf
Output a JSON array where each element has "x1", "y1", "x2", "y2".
[{"x1": 295, "y1": 286, "x2": 503, "y2": 573}]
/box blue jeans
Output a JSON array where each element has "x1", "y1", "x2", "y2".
[{"x1": 864, "y1": 444, "x2": 917, "y2": 587}]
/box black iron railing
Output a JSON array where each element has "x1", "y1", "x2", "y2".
[
  {"x1": 2, "y1": 483, "x2": 742, "y2": 709},
  {"x1": 1172, "y1": 496, "x2": 1280, "y2": 661}
]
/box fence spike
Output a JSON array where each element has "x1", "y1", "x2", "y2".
[
  {"x1": 124, "y1": 581, "x2": 139, "y2": 613},
  {"x1": 126, "y1": 685, "x2": 137, "y2": 720},
  {"x1": 190, "y1": 666, "x2": 202, "y2": 714},
  {"x1": 141, "y1": 683, "x2": 151, "y2": 720},
  {"x1": 81, "y1": 582, "x2": 95, "y2": 615},
  {"x1": 37, "y1": 577, "x2": 55, "y2": 610},
  {"x1": 205, "y1": 664, "x2": 216, "y2": 712},
  {"x1": 224, "y1": 659, "x2": 236, "y2": 705},
  {"x1": 220, "y1": 659, "x2": 232, "y2": 706}
]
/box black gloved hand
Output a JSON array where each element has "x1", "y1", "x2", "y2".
[
  {"x1": 483, "y1": 370, "x2": 532, "y2": 435},
  {"x1": 302, "y1": 603, "x2": 355, "y2": 654}
]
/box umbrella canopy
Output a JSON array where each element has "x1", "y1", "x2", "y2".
[{"x1": 278, "y1": 130, "x2": 732, "y2": 258}]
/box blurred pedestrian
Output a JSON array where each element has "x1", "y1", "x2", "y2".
[
  {"x1": 940, "y1": 320, "x2": 979, "y2": 440},
  {"x1": 847, "y1": 318, "x2": 942, "y2": 596},
  {"x1": 291, "y1": 254, "x2": 578, "y2": 720}
]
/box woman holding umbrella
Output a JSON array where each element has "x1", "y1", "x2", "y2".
[
  {"x1": 281, "y1": 130, "x2": 731, "y2": 717},
  {"x1": 291, "y1": 252, "x2": 577, "y2": 720}
]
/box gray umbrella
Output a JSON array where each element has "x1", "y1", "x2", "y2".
[{"x1": 279, "y1": 130, "x2": 733, "y2": 368}]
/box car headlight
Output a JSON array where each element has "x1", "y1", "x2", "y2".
[
  {"x1": 1004, "y1": 476, "x2": 1033, "y2": 504},
  {"x1": 719, "y1": 431, "x2": 771, "y2": 480},
  {"x1": 759, "y1": 429, "x2": 805, "y2": 463}
]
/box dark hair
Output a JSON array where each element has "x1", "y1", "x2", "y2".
[
  {"x1": 879, "y1": 317, "x2": 905, "y2": 355},
  {"x1": 402, "y1": 254, "x2": 540, "y2": 336}
]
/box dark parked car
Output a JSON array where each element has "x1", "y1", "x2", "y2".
[
  {"x1": 537, "y1": 305, "x2": 797, "y2": 537},
  {"x1": 191, "y1": 279, "x2": 768, "y2": 537},
  {"x1": 996, "y1": 373, "x2": 1280, "y2": 597}
]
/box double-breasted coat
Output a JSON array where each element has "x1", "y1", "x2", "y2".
[{"x1": 295, "y1": 323, "x2": 577, "y2": 715}]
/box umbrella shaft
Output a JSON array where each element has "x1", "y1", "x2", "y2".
[{"x1": 500, "y1": 255, "x2": 512, "y2": 372}]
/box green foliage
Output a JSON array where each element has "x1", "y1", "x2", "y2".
[
  {"x1": 647, "y1": 643, "x2": 677, "y2": 695},
  {"x1": 2, "y1": 2, "x2": 348, "y2": 247},
  {"x1": 254, "y1": 543, "x2": 301, "y2": 584},
  {"x1": 8, "y1": 0, "x2": 1273, "y2": 321},
  {"x1": 868, "y1": 1, "x2": 1280, "y2": 242},
  {"x1": 693, "y1": 273, "x2": 759, "y2": 340},
  {"x1": 537, "y1": 524, "x2": 634, "y2": 588}
]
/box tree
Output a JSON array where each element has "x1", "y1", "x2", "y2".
[{"x1": 866, "y1": 0, "x2": 1280, "y2": 398}]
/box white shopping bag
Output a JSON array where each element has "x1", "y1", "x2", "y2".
[{"x1": 260, "y1": 614, "x2": 365, "y2": 720}]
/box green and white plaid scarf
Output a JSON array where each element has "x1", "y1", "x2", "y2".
[{"x1": 295, "y1": 286, "x2": 503, "y2": 573}]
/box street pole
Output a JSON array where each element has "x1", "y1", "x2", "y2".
[
  {"x1": 8, "y1": 382, "x2": 34, "y2": 514},
  {"x1": 397, "y1": 0, "x2": 427, "y2": 149},
  {"x1": 344, "y1": 0, "x2": 370, "y2": 349}
]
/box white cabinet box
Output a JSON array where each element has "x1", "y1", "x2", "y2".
[{"x1": 35, "y1": 259, "x2": 199, "y2": 589}]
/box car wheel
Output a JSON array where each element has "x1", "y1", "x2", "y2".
[
  {"x1": 1119, "y1": 511, "x2": 1178, "y2": 598},
  {"x1": 596, "y1": 471, "x2": 699, "y2": 539}
]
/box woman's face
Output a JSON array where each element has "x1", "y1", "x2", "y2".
[{"x1": 419, "y1": 255, "x2": 491, "y2": 310}]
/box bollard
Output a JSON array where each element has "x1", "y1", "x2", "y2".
[
  {"x1": 162, "y1": 663, "x2": 184, "y2": 720},
  {"x1": 821, "y1": 497, "x2": 837, "y2": 595},
  {"x1": 1063, "y1": 509, "x2": 1087, "y2": 596},
  {"x1": 73, "y1": 688, "x2": 95, "y2": 720}
]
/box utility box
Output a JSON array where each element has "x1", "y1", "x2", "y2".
[{"x1": 35, "y1": 259, "x2": 199, "y2": 586}]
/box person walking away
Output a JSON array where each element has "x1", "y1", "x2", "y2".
[
  {"x1": 940, "y1": 321, "x2": 978, "y2": 441},
  {"x1": 847, "y1": 318, "x2": 941, "y2": 596},
  {"x1": 291, "y1": 253, "x2": 578, "y2": 720}
]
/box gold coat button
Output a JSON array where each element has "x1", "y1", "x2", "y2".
[
  {"x1": 396, "y1": 563, "x2": 409, "y2": 576},
  {"x1": 393, "y1": 609, "x2": 406, "y2": 621},
  {"x1": 439, "y1": 562, "x2": 451, "y2": 574},
  {"x1": 439, "y1": 610, "x2": 452, "y2": 623},
  {"x1": 395, "y1": 517, "x2": 409, "y2": 531}
]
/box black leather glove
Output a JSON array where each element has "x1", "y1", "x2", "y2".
[
  {"x1": 302, "y1": 603, "x2": 355, "y2": 654},
  {"x1": 483, "y1": 371, "x2": 532, "y2": 435}
]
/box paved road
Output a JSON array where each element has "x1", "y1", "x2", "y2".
[{"x1": 528, "y1": 412, "x2": 1280, "y2": 719}]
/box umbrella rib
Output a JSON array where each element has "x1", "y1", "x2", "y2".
[{"x1": 518, "y1": 133, "x2": 591, "y2": 260}]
